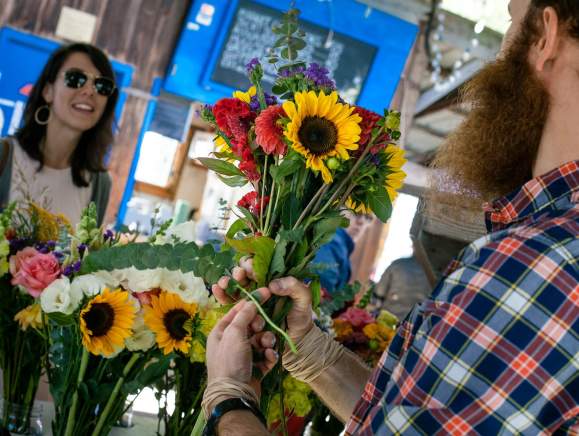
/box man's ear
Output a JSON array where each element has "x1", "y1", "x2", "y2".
[
  {"x1": 42, "y1": 83, "x2": 54, "y2": 104},
  {"x1": 534, "y1": 6, "x2": 561, "y2": 72}
]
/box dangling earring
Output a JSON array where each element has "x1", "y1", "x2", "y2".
[{"x1": 34, "y1": 104, "x2": 51, "y2": 125}]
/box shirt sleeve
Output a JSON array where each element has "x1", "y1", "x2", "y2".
[{"x1": 346, "y1": 236, "x2": 578, "y2": 435}]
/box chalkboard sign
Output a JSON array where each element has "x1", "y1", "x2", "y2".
[
  {"x1": 149, "y1": 97, "x2": 193, "y2": 142},
  {"x1": 210, "y1": 0, "x2": 377, "y2": 103}
]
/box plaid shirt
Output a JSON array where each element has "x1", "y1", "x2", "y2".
[{"x1": 345, "y1": 161, "x2": 579, "y2": 435}]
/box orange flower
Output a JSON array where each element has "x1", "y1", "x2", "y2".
[{"x1": 333, "y1": 319, "x2": 353, "y2": 339}]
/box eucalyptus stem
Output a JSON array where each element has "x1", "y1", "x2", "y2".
[
  {"x1": 238, "y1": 286, "x2": 297, "y2": 354},
  {"x1": 91, "y1": 353, "x2": 140, "y2": 436},
  {"x1": 64, "y1": 348, "x2": 90, "y2": 436}
]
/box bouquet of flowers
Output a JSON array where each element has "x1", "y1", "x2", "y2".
[
  {"x1": 38, "y1": 205, "x2": 234, "y2": 436},
  {"x1": 0, "y1": 201, "x2": 71, "y2": 434},
  {"x1": 199, "y1": 6, "x2": 406, "y2": 420}
]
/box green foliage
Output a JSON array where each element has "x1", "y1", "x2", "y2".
[
  {"x1": 310, "y1": 279, "x2": 321, "y2": 310},
  {"x1": 198, "y1": 158, "x2": 245, "y2": 177},
  {"x1": 319, "y1": 282, "x2": 362, "y2": 315},
  {"x1": 368, "y1": 186, "x2": 393, "y2": 223},
  {"x1": 356, "y1": 282, "x2": 375, "y2": 309},
  {"x1": 269, "y1": 228, "x2": 305, "y2": 277},
  {"x1": 80, "y1": 242, "x2": 234, "y2": 286},
  {"x1": 226, "y1": 236, "x2": 275, "y2": 287}
]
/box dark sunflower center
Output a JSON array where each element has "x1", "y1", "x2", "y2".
[
  {"x1": 163, "y1": 309, "x2": 190, "y2": 340},
  {"x1": 83, "y1": 303, "x2": 115, "y2": 337},
  {"x1": 298, "y1": 116, "x2": 338, "y2": 156}
]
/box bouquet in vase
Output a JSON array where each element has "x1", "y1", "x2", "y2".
[
  {"x1": 0, "y1": 201, "x2": 71, "y2": 434},
  {"x1": 39, "y1": 205, "x2": 234, "y2": 436},
  {"x1": 199, "y1": 6, "x2": 406, "y2": 420}
]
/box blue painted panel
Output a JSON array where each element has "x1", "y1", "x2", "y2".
[
  {"x1": 0, "y1": 27, "x2": 133, "y2": 138},
  {"x1": 163, "y1": 0, "x2": 418, "y2": 111}
]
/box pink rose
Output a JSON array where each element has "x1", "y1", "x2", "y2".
[
  {"x1": 338, "y1": 307, "x2": 376, "y2": 329},
  {"x1": 10, "y1": 247, "x2": 61, "y2": 297}
]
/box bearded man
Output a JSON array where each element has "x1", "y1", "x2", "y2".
[{"x1": 204, "y1": 1, "x2": 578, "y2": 434}]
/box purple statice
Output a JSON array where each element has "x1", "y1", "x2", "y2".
[
  {"x1": 249, "y1": 92, "x2": 278, "y2": 112},
  {"x1": 279, "y1": 65, "x2": 305, "y2": 78},
  {"x1": 35, "y1": 242, "x2": 50, "y2": 254},
  {"x1": 305, "y1": 63, "x2": 336, "y2": 89},
  {"x1": 53, "y1": 251, "x2": 65, "y2": 260},
  {"x1": 77, "y1": 243, "x2": 87, "y2": 257},
  {"x1": 103, "y1": 229, "x2": 114, "y2": 242},
  {"x1": 63, "y1": 261, "x2": 82, "y2": 277},
  {"x1": 9, "y1": 238, "x2": 28, "y2": 254},
  {"x1": 246, "y1": 57, "x2": 261, "y2": 75}
]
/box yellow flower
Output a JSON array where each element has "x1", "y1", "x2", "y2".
[
  {"x1": 233, "y1": 86, "x2": 256, "y2": 103},
  {"x1": 214, "y1": 135, "x2": 231, "y2": 154},
  {"x1": 333, "y1": 319, "x2": 353, "y2": 339},
  {"x1": 14, "y1": 303, "x2": 43, "y2": 331},
  {"x1": 383, "y1": 144, "x2": 407, "y2": 202},
  {"x1": 29, "y1": 203, "x2": 72, "y2": 242},
  {"x1": 144, "y1": 291, "x2": 197, "y2": 355},
  {"x1": 190, "y1": 339, "x2": 206, "y2": 363},
  {"x1": 283, "y1": 90, "x2": 362, "y2": 184},
  {"x1": 345, "y1": 197, "x2": 371, "y2": 214},
  {"x1": 199, "y1": 307, "x2": 225, "y2": 336},
  {"x1": 363, "y1": 322, "x2": 395, "y2": 351},
  {"x1": 80, "y1": 288, "x2": 137, "y2": 357}
]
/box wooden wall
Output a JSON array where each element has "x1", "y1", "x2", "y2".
[{"x1": 0, "y1": 0, "x2": 192, "y2": 224}]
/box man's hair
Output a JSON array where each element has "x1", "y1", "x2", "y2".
[{"x1": 528, "y1": 0, "x2": 579, "y2": 40}]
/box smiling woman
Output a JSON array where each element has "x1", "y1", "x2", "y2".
[{"x1": 0, "y1": 43, "x2": 119, "y2": 225}]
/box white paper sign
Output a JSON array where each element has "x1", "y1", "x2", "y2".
[{"x1": 55, "y1": 7, "x2": 97, "y2": 43}]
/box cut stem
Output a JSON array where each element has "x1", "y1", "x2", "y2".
[{"x1": 64, "y1": 348, "x2": 90, "y2": 436}]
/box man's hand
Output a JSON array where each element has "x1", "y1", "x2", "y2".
[
  {"x1": 206, "y1": 299, "x2": 278, "y2": 387},
  {"x1": 212, "y1": 258, "x2": 315, "y2": 342}
]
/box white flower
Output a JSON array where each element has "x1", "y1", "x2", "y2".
[
  {"x1": 126, "y1": 312, "x2": 155, "y2": 352},
  {"x1": 71, "y1": 274, "x2": 107, "y2": 297},
  {"x1": 91, "y1": 270, "x2": 123, "y2": 288},
  {"x1": 40, "y1": 276, "x2": 83, "y2": 315},
  {"x1": 125, "y1": 267, "x2": 163, "y2": 292},
  {"x1": 156, "y1": 221, "x2": 196, "y2": 245},
  {"x1": 161, "y1": 269, "x2": 208, "y2": 306}
]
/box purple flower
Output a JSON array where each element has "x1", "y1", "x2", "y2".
[
  {"x1": 46, "y1": 241, "x2": 56, "y2": 250},
  {"x1": 9, "y1": 238, "x2": 28, "y2": 254},
  {"x1": 73, "y1": 261, "x2": 82, "y2": 272},
  {"x1": 63, "y1": 265, "x2": 74, "y2": 277},
  {"x1": 305, "y1": 63, "x2": 336, "y2": 89},
  {"x1": 279, "y1": 65, "x2": 305, "y2": 78},
  {"x1": 53, "y1": 251, "x2": 65, "y2": 260},
  {"x1": 103, "y1": 229, "x2": 114, "y2": 241},
  {"x1": 35, "y1": 243, "x2": 50, "y2": 254},
  {"x1": 246, "y1": 57, "x2": 261, "y2": 74},
  {"x1": 78, "y1": 244, "x2": 87, "y2": 257},
  {"x1": 249, "y1": 92, "x2": 278, "y2": 112}
]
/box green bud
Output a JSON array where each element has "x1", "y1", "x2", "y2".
[
  {"x1": 385, "y1": 112, "x2": 401, "y2": 130},
  {"x1": 326, "y1": 157, "x2": 340, "y2": 170},
  {"x1": 369, "y1": 340, "x2": 379, "y2": 351}
]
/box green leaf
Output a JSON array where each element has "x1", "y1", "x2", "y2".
[
  {"x1": 270, "y1": 158, "x2": 302, "y2": 182},
  {"x1": 226, "y1": 236, "x2": 275, "y2": 286},
  {"x1": 368, "y1": 186, "x2": 393, "y2": 223},
  {"x1": 198, "y1": 157, "x2": 244, "y2": 177},
  {"x1": 313, "y1": 215, "x2": 349, "y2": 247},
  {"x1": 47, "y1": 312, "x2": 75, "y2": 326},
  {"x1": 217, "y1": 174, "x2": 248, "y2": 187},
  {"x1": 226, "y1": 219, "x2": 249, "y2": 239},
  {"x1": 280, "y1": 193, "x2": 300, "y2": 229},
  {"x1": 310, "y1": 279, "x2": 321, "y2": 310}
]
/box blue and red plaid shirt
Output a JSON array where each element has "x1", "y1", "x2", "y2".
[{"x1": 346, "y1": 161, "x2": 579, "y2": 435}]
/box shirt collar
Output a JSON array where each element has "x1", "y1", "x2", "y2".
[{"x1": 484, "y1": 160, "x2": 579, "y2": 233}]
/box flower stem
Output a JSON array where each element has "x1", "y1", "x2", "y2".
[
  {"x1": 238, "y1": 286, "x2": 297, "y2": 354},
  {"x1": 292, "y1": 183, "x2": 329, "y2": 230},
  {"x1": 64, "y1": 348, "x2": 90, "y2": 436},
  {"x1": 260, "y1": 156, "x2": 269, "y2": 232},
  {"x1": 91, "y1": 353, "x2": 140, "y2": 436}
]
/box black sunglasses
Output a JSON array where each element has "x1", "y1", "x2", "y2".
[{"x1": 62, "y1": 69, "x2": 116, "y2": 97}]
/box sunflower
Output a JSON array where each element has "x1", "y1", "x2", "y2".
[
  {"x1": 346, "y1": 144, "x2": 407, "y2": 214},
  {"x1": 80, "y1": 288, "x2": 137, "y2": 357},
  {"x1": 283, "y1": 91, "x2": 362, "y2": 184},
  {"x1": 143, "y1": 291, "x2": 198, "y2": 355}
]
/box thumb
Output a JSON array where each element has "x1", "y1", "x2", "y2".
[{"x1": 268, "y1": 277, "x2": 312, "y2": 310}]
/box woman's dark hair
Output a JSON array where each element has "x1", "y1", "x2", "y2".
[
  {"x1": 529, "y1": 0, "x2": 579, "y2": 40},
  {"x1": 15, "y1": 43, "x2": 118, "y2": 187}
]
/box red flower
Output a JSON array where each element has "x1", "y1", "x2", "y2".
[
  {"x1": 338, "y1": 307, "x2": 375, "y2": 329},
  {"x1": 237, "y1": 192, "x2": 270, "y2": 216},
  {"x1": 212, "y1": 98, "x2": 254, "y2": 156},
  {"x1": 354, "y1": 107, "x2": 381, "y2": 148},
  {"x1": 255, "y1": 105, "x2": 287, "y2": 155},
  {"x1": 239, "y1": 148, "x2": 260, "y2": 182}
]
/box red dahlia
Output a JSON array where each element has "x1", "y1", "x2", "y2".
[
  {"x1": 255, "y1": 105, "x2": 287, "y2": 155},
  {"x1": 237, "y1": 192, "x2": 270, "y2": 215}
]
